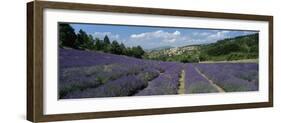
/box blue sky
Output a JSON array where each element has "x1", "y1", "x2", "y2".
[{"x1": 70, "y1": 23, "x2": 258, "y2": 50}]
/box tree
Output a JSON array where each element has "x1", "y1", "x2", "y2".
[
  {"x1": 136, "y1": 46, "x2": 145, "y2": 57},
  {"x1": 104, "y1": 35, "x2": 111, "y2": 45},
  {"x1": 76, "y1": 29, "x2": 92, "y2": 50},
  {"x1": 88, "y1": 35, "x2": 95, "y2": 50},
  {"x1": 125, "y1": 47, "x2": 133, "y2": 56},
  {"x1": 94, "y1": 38, "x2": 103, "y2": 50},
  {"x1": 110, "y1": 40, "x2": 122, "y2": 54},
  {"x1": 103, "y1": 35, "x2": 111, "y2": 52},
  {"x1": 59, "y1": 23, "x2": 77, "y2": 48},
  {"x1": 119, "y1": 43, "x2": 126, "y2": 55},
  {"x1": 199, "y1": 53, "x2": 208, "y2": 61},
  {"x1": 130, "y1": 46, "x2": 145, "y2": 58}
]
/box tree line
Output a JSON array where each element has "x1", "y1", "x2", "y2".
[{"x1": 59, "y1": 23, "x2": 145, "y2": 58}]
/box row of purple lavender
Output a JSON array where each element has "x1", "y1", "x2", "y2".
[{"x1": 59, "y1": 48, "x2": 258, "y2": 99}]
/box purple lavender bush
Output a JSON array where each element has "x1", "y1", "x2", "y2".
[
  {"x1": 135, "y1": 62, "x2": 183, "y2": 96},
  {"x1": 184, "y1": 64, "x2": 218, "y2": 93},
  {"x1": 194, "y1": 63, "x2": 258, "y2": 92},
  {"x1": 63, "y1": 75, "x2": 147, "y2": 98},
  {"x1": 59, "y1": 49, "x2": 161, "y2": 98},
  {"x1": 59, "y1": 48, "x2": 259, "y2": 99},
  {"x1": 59, "y1": 63, "x2": 144, "y2": 98}
]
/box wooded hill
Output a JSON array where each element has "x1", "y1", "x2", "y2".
[{"x1": 144, "y1": 33, "x2": 259, "y2": 63}]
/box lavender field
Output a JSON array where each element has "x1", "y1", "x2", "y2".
[{"x1": 59, "y1": 48, "x2": 259, "y2": 99}]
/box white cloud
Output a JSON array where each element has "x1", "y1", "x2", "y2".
[
  {"x1": 130, "y1": 30, "x2": 187, "y2": 43},
  {"x1": 129, "y1": 30, "x2": 251, "y2": 49},
  {"x1": 165, "y1": 39, "x2": 176, "y2": 43},
  {"x1": 173, "y1": 30, "x2": 181, "y2": 35},
  {"x1": 91, "y1": 32, "x2": 120, "y2": 40},
  {"x1": 206, "y1": 30, "x2": 230, "y2": 41},
  {"x1": 189, "y1": 30, "x2": 238, "y2": 44},
  {"x1": 192, "y1": 32, "x2": 210, "y2": 36},
  {"x1": 130, "y1": 33, "x2": 146, "y2": 38},
  {"x1": 242, "y1": 31, "x2": 256, "y2": 35}
]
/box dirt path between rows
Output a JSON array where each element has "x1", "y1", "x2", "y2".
[
  {"x1": 194, "y1": 67, "x2": 225, "y2": 93},
  {"x1": 177, "y1": 70, "x2": 186, "y2": 94}
]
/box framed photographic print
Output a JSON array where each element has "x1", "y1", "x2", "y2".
[{"x1": 27, "y1": 0, "x2": 273, "y2": 122}]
